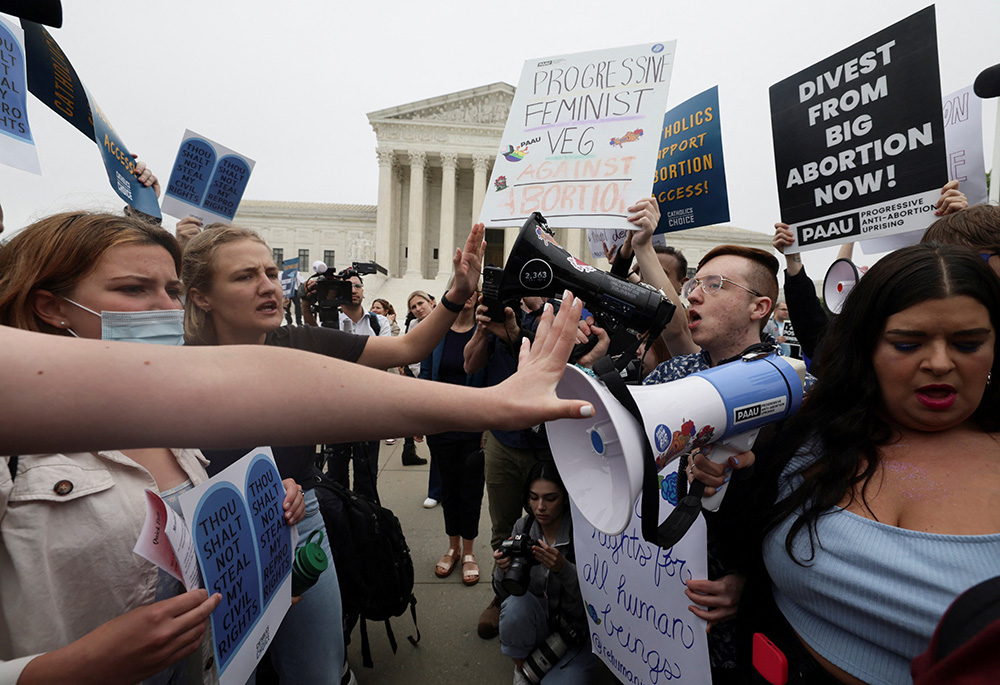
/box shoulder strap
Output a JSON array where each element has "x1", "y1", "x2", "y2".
[
  {"x1": 368, "y1": 312, "x2": 381, "y2": 335},
  {"x1": 7, "y1": 455, "x2": 18, "y2": 480},
  {"x1": 593, "y1": 357, "x2": 705, "y2": 549}
]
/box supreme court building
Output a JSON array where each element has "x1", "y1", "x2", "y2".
[{"x1": 235, "y1": 83, "x2": 772, "y2": 312}]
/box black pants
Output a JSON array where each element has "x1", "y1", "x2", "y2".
[
  {"x1": 324, "y1": 440, "x2": 379, "y2": 503},
  {"x1": 426, "y1": 435, "x2": 484, "y2": 540}
]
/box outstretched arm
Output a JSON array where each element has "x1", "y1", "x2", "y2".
[
  {"x1": 628, "y1": 197, "x2": 698, "y2": 357},
  {"x1": 358, "y1": 224, "x2": 485, "y2": 369},
  {"x1": 0, "y1": 294, "x2": 592, "y2": 455}
]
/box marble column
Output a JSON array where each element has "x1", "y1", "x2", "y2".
[
  {"x1": 472, "y1": 153, "x2": 490, "y2": 226},
  {"x1": 391, "y1": 166, "x2": 404, "y2": 277},
  {"x1": 405, "y1": 150, "x2": 427, "y2": 278},
  {"x1": 374, "y1": 147, "x2": 395, "y2": 275},
  {"x1": 437, "y1": 152, "x2": 458, "y2": 279}
]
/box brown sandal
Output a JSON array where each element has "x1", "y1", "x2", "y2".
[
  {"x1": 462, "y1": 554, "x2": 480, "y2": 586},
  {"x1": 435, "y1": 549, "x2": 459, "y2": 578}
]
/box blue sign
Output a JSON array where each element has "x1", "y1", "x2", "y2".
[
  {"x1": 281, "y1": 257, "x2": 299, "y2": 298},
  {"x1": 192, "y1": 483, "x2": 262, "y2": 672},
  {"x1": 653, "y1": 86, "x2": 729, "y2": 234},
  {"x1": 0, "y1": 21, "x2": 32, "y2": 144},
  {"x1": 161, "y1": 130, "x2": 256, "y2": 225},
  {"x1": 244, "y1": 454, "x2": 292, "y2": 608},
  {"x1": 165, "y1": 136, "x2": 216, "y2": 206},
  {"x1": 21, "y1": 20, "x2": 160, "y2": 217}
]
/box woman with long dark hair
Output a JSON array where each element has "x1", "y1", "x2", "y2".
[{"x1": 755, "y1": 244, "x2": 1000, "y2": 684}]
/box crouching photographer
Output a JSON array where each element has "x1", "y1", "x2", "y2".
[{"x1": 492, "y1": 461, "x2": 600, "y2": 684}]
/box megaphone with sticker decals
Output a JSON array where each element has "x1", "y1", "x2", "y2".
[
  {"x1": 481, "y1": 212, "x2": 674, "y2": 366},
  {"x1": 546, "y1": 351, "x2": 806, "y2": 546}
]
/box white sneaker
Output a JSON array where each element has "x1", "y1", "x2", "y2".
[
  {"x1": 422, "y1": 497, "x2": 439, "y2": 509},
  {"x1": 341, "y1": 660, "x2": 358, "y2": 685},
  {"x1": 513, "y1": 666, "x2": 531, "y2": 685},
  {"x1": 385, "y1": 438, "x2": 396, "y2": 445}
]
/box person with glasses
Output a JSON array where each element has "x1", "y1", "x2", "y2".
[{"x1": 628, "y1": 200, "x2": 796, "y2": 683}]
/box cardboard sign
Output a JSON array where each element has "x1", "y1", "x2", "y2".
[
  {"x1": 573, "y1": 467, "x2": 710, "y2": 685},
  {"x1": 0, "y1": 17, "x2": 39, "y2": 174},
  {"x1": 653, "y1": 86, "x2": 729, "y2": 234},
  {"x1": 770, "y1": 7, "x2": 947, "y2": 253},
  {"x1": 179, "y1": 448, "x2": 294, "y2": 685},
  {"x1": 21, "y1": 20, "x2": 161, "y2": 217},
  {"x1": 162, "y1": 129, "x2": 256, "y2": 225},
  {"x1": 480, "y1": 41, "x2": 676, "y2": 231}
]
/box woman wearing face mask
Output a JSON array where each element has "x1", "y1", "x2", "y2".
[{"x1": 0, "y1": 212, "x2": 306, "y2": 685}]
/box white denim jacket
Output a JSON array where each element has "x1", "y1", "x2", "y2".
[{"x1": 0, "y1": 449, "x2": 218, "y2": 684}]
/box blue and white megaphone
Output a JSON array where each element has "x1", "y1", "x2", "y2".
[{"x1": 546, "y1": 352, "x2": 807, "y2": 538}]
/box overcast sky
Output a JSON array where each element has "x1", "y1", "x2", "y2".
[{"x1": 1, "y1": 0, "x2": 997, "y2": 278}]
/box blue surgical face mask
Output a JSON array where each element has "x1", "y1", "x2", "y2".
[{"x1": 64, "y1": 298, "x2": 185, "y2": 346}]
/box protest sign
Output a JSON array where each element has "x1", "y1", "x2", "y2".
[
  {"x1": 585, "y1": 227, "x2": 669, "y2": 260},
  {"x1": 0, "y1": 17, "x2": 39, "y2": 174},
  {"x1": 179, "y1": 448, "x2": 294, "y2": 685},
  {"x1": 20, "y1": 20, "x2": 161, "y2": 217},
  {"x1": 162, "y1": 130, "x2": 256, "y2": 225},
  {"x1": 480, "y1": 41, "x2": 676, "y2": 231},
  {"x1": 770, "y1": 7, "x2": 947, "y2": 253},
  {"x1": 862, "y1": 84, "x2": 990, "y2": 255},
  {"x1": 573, "y1": 463, "x2": 710, "y2": 685},
  {"x1": 280, "y1": 257, "x2": 300, "y2": 298},
  {"x1": 943, "y1": 85, "x2": 988, "y2": 206},
  {"x1": 653, "y1": 86, "x2": 729, "y2": 234}
]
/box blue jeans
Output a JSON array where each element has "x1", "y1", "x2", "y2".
[
  {"x1": 266, "y1": 489, "x2": 345, "y2": 682},
  {"x1": 499, "y1": 594, "x2": 600, "y2": 684}
]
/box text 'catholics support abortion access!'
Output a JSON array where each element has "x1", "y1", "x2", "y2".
[{"x1": 769, "y1": 6, "x2": 947, "y2": 252}]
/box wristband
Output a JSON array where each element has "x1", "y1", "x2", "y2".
[{"x1": 440, "y1": 290, "x2": 464, "y2": 313}]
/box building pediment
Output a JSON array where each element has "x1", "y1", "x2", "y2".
[{"x1": 367, "y1": 83, "x2": 514, "y2": 128}]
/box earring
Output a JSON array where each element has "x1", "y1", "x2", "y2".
[
  {"x1": 60, "y1": 321, "x2": 66, "y2": 327},
  {"x1": 988, "y1": 372, "x2": 993, "y2": 388}
]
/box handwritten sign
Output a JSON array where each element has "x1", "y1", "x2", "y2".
[
  {"x1": 943, "y1": 85, "x2": 988, "y2": 206},
  {"x1": 0, "y1": 17, "x2": 39, "y2": 174},
  {"x1": 770, "y1": 7, "x2": 947, "y2": 253},
  {"x1": 162, "y1": 129, "x2": 256, "y2": 225},
  {"x1": 653, "y1": 86, "x2": 729, "y2": 234},
  {"x1": 179, "y1": 448, "x2": 293, "y2": 685},
  {"x1": 480, "y1": 41, "x2": 676, "y2": 231},
  {"x1": 21, "y1": 21, "x2": 160, "y2": 217},
  {"x1": 573, "y1": 464, "x2": 710, "y2": 685}
]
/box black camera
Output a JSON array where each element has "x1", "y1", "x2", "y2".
[
  {"x1": 306, "y1": 261, "x2": 377, "y2": 326},
  {"x1": 498, "y1": 533, "x2": 539, "y2": 597}
]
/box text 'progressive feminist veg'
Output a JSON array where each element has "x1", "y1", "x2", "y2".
[
  {"x1": 179, "y1": 448, "x2": 295, "y2": 685},
  {"x1": 0, "y1": 17, "x2": 39, "y2": 173},
  {"x1": 161, "y1": 129, "x2": 256, "y2": 226},
  {"x1": 19, "y1": 20, "x2": 160, "y2": 216},
  {"x1": 769, "y1": 6, "x2": 947, "y2": 253},
  {"x1": 480, "y1": 41, "x2": 676, "y2": 231}
]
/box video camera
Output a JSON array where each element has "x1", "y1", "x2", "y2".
[
  {"x1": 481, "y1": 212, "x2": 674, "y2": 370},
  {"x1": 306, "y1": 260, "x2": 377, "y2": 326}
]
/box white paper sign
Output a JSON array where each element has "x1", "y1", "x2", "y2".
[
  {"x1": 942, "y1": 85, "x2": 988, "y2": 206},
  {"x1": 134, "y1": 489, "x2": 202, "y2": 590},
  {"x1": 573, "y1": 465, "x2": 711, "y2": 685},
  {"x1": 179, "y1": 448, "x2": 295, "y2": 685},
  {"x1": 480, "y1": 41, "x2": 676, "y2": 231}
]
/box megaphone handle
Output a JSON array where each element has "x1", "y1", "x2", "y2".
[
  {"x1": 700, "y1": 429, "x2": 759, "y2": 512},
  {"x1": 570, "y1": 333, "x2": 599, "y2": 361}
]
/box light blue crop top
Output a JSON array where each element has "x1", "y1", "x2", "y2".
[{"x1": 763, "y1": 448, "x2": 1000, "y2": 685}]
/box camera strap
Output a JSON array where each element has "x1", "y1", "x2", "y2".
[{"x1": 593, "y1": 357, "x2": 705, "y2": 549}]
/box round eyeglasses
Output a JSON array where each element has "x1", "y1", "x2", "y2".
[{"x1": 680, "y1": 274, "x2": 763, "y2": 300}]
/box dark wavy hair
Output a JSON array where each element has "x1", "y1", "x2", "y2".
[
  {"x1": 765, "y1": 243, "x2": 1000, "y2": 563},
  {"x1": 522, "y1": 460, "x2": 570, "y2": 517}
]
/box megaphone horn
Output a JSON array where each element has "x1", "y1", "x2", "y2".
[
  {"x1": 822, "y1": 258, "x2": 861, "y2": 315},
  {"x1": 547, "y1": 354, "x2": 807, "y2": 539}
]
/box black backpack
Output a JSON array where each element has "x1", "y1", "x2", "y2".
[{"x1": 311, "y1": 473, "x2": 419, "y2": 668}]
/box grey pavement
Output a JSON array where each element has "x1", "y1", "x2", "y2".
[{"x1": 344, "y1": 438, "x2": 618, "y2": 685}]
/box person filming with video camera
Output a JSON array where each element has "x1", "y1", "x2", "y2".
[{"x1": 492, "y1": 461, "x2": 600, "y2": 684}]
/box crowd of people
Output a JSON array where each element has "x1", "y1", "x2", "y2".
[{"x1": 1, "y1": 138, "x2": 998, "y2": 685}]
